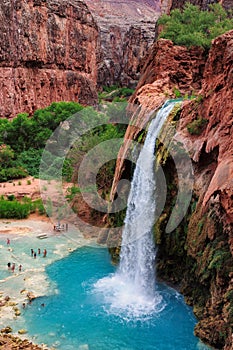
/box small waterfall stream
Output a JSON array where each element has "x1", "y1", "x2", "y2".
[{"x1": 95, "y1": 101, "x2": 177, "y2": 319}]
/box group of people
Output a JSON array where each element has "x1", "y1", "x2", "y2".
[
  {"x1": 7, "y1": 262, "x2": 22, "y2": 272},
  {"x1": 53, "y1": 222, "x2": 68, "y2": 232},
  {"x1": 6, "y1": 238, "x2": 22, "y2": 273},
  {"x1": 31, "y1": 248, "x2": 47, "y2": 258},
  {"x1": 6, "y1": 238, "x2": 48, "y2": 274}
]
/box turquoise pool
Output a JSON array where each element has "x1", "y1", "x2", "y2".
[{"x1": 23, "y1": 246, "x2": 210, "y2": 350}]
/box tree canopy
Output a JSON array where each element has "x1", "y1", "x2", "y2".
[{"x1": 158, "y1": 3, "x2": 233, "y2": 49}]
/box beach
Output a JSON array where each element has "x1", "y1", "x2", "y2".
[{"x1": 0, "y1": 214, "x2": 93, "y2": 349}]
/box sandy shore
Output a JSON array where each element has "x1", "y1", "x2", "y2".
[
  {"x1": 0, "y1": 214, "x2": 52, "y2": 236},
  {"x1": 0, "y1": 214, "x2": 92, "y2": 350}
]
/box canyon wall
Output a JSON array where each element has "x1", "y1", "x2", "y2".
[
  {"x1": 108, "y1": 30, "x2": 233, "y2": 349},
  {"x1": 0, "y1": 0, "x2": 99, "y2": 118},
  {"x1": 85, "y1": 0, "x2": 160, "y2": 87},
  {"x1": 110, "y1": 38, "x2": 206, "y2": 199}
]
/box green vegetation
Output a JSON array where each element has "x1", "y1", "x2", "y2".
[
  {"x1": 0, "y1": 97, "x2": 127, "y2": 222},
  {"x1": 0, "y1": 199, "x2": 30, "y2": 219},
  {"x1": 0, "y1": 102, "x2": 84, "y2": 180},
  {"x1": 98, "y1": 86, "x2": 134, "y2": 102},
  {"x1": 158, "y1": 3, "x2": 233, "y2": 49},
  {"x1": 0, "y1": 99, "x2": 127, "y2": 184},
  {"x1": 68, "y1": 103, "x2": 127, "y2": 192},
  {"x1": 0, "y1": 196, "x2": 46, "y2": 219},
  {"x1": 187, "y1": 117, "x2": 208, "y2": 135}
]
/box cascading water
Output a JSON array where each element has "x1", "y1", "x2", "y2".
[{"x1": 94, "y1": 101, "x2": 177, "y2": 320}]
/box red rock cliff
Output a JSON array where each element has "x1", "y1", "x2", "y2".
[
  {"x1": 0, "y1": 0, "x2": 99, "y2": 118},
  {"x1": 175, "y1": 30, "x2": 233, "y2": 349},
  {"x1": 110, "y1": 38, "x2": 206, "y2": 198},
  {"x1": 85, "y1": 0, "x2": 161, "y2": 87},
  {"x1": 109, "y1": 30, "x2": 233, "y2": 349}
]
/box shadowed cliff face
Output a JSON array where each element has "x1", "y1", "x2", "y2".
[
  {"x1": 85, "y1": 0, "x2": 161, "y2": 87},
  {"x1": 0, "y1": 0, "x2": 99, "y2": 118},
  {"x1": 178, "y1": 30, "x2": 233, "y2": 226},
  {"x1": 172, "y1": 31, "x2": 233, "y2": 349},
  {"x1": 109, "y1": 30, "x2": 233, "y2": 349}
]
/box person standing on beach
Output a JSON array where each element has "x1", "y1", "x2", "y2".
[
  {"x1": 7, "y1": 262, "x2": 11, "y2": 270},
  {"x1": 43, "y1": 249, "x2": 47, "y2": 257},
  {"x1": 19, "y1": 264, "x2": 22, "y2": 272},
  {"x1": 38, "y1": 248, "x2": 41, "y2": 255},
  {"x1": 7, "y1": 238, "x2": 10, "y2": 245},
  {"x1": 11, "y1": 263, "x2": 15, "y2": 273},
  {"x1": 31, "y1": 249, "x2": 34, "y2": 256}
]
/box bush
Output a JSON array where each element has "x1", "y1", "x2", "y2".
[
  {"x1": 0, "y1": 144, "x2": 15, "y2": 168},
  {"x1": 0, "y1": 166, "x2": 28, "y2": 182},
  {"x1": 99, "y1": 87, "x2": 134, "y2": 101},
  {"x1": 0, "y1": 199, "x2": 30, "y2": 219},
  {"x1": 158, "y1": 3, "x2": 233, "y2": 49},
  {"x1": 17, "y1": 148, "x2": 43, "y2": 177},
  {"x1": 187, "y1": 117, "x2": 208, "y2": 135}
]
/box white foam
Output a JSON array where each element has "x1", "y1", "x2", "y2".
[{"x1": 94, "y1": 272, "x2": 165, "y2": 321}]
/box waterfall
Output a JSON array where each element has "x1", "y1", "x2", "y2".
[
  {"x1": 119, "y1": 101, "x2": 177, "y2": 296},
  {"x1": 94, "y1": 101, "x2": 177, "y2": 319}
]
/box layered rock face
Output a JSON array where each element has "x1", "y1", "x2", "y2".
[
  {"x1": 109, "y1": 30, "x2": 233, "y2": 349},
  {"x1": 172, "y1": 30, "x2": 233, "y2": 349},
  {"x1": 110, "y1": 38, "x2": 206, "y2": 198},
  {"x1": 84, "y1": 0, "x2": 160, "y2": 87},
  {"x1": 0, "y1": 0, "x2": 99, "y2": 118}
]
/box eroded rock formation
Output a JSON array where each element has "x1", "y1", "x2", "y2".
[
  {"x1": 0, "y1": 0, "x2": 99, "y2": 118},
  {"x1": 109, "y1": 30, "x2": 233, "y2": 349},
  {"x1": 110, "y1": 38, "x2": 206, "y2": 199},
  {"x1": 85, "y1": 0, "x2": 161, "y2": 87},
  {"x1": 0, "y1": 333, "x2": 47, "y2": 350}
]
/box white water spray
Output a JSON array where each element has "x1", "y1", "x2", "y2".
[{"x1": 94, "y1": 101, "x2": 177, "y2": 319}]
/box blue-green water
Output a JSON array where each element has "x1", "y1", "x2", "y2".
[{"x1": 23, "y1": 246, "x2": 209, "y2": 350}]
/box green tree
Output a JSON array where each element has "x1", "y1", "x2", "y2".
[
  {"x1": 158, "y1": 3, "x2": 233, "y2": 49},
  {"x1": 0, "y1": 144, "x2": 15, "y2": 168}
]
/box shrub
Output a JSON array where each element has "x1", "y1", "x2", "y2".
[
  {"x1": 0, "y1": 199, "x2": 30, "y2": 219},
  {"x1": 0, "y1": 167, "x2": 28, "y2": 182},
  {"x1": 17, "y1": 148, "x2": 43, "y2": 177},
  {"x1": 99, "y1": 87, "x2": 134, "y2": 101},
  {"x1": 158, "y1": 3, "x2": 233, "y2": 49},
  {"x1": 7, "y1": 195, "x2": 15, "y2": 201},
  {"x1": 0, "y1": 144, "x2": 15, "y2": 168},
  {"x1": 187, "y1": 117, "x2": 208, "y2": 135}
]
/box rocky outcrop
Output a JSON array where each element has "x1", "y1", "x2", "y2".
[
  {"x1": 110, "y1": 38, "x2": 206, "y2": 199},
  {"x1": 0, "y1": 333, "x2": 47, "y2": 349},
  {"x1": 109, "y1": 30, "x2": 233, "y2": 349},
  {"x1": 85, "y1": 0, "x2": 160, "y2": 87},
  {"x1": 178, "y1": 30, "x2": 233, "y2": 225},
  {"x1": 0, "y1": 0, "x2": 99, "y2": 118}
]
